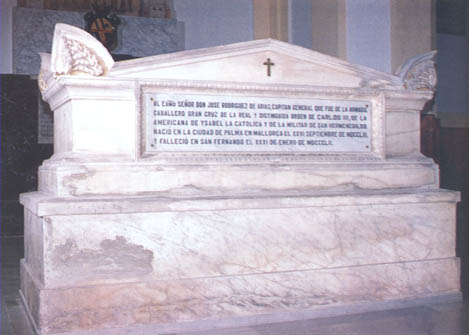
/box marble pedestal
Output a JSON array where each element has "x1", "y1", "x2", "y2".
[
  {"x1": 20, "y1": 24, "x2": 461, "y2": 335},
  {"x1": 20, "y1": 188, "x2": 460, "y2": 335}
]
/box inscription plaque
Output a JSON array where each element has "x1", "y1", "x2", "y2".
[{"x1": 144, "y1": 93, "x2": 371, "y2": 153}]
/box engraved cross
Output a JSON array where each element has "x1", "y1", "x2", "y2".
[{"x1": 263, "y1": 58, "x2": 275, "y2": 77}]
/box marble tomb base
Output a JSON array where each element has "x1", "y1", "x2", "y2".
[{"x1": 19, "y1": 188, "x2": 460, "y2": 334}]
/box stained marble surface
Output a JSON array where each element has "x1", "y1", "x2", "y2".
[
  {"x1": 18, "y1": 188, "x2": 461, "y2": 333},
  {"x1": 2, "y1": 236, "x2": 469, "y2": 335},
  {"x1": 12, "y1": 7, "x2": 184, "y2": 75},
  {"x1": 26, "y1": 197, "x2": 457, "y2": 285}
]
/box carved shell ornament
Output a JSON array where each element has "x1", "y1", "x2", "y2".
[
  {"x1": 38, "y1": 53, "x2": 52, "y2": 93},
  {"x1": 49, "y1": 23, "x2": 115, "y2": 77},
  {"x1": 396, "y1": 51, "x2": 437, "y2": 91}
]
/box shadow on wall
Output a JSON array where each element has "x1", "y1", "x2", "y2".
[
  {"x1": 438, "y1": 126, "x2": 469, "y2": 300},
  {"x1": 0, "y1": 74, "x2": 53, "y2": 236}
]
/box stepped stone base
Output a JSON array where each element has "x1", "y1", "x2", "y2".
[{"x1": 20, "y1": 189, "x2": 461, "y2": 334}]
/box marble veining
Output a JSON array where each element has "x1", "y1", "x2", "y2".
[
  {"x1": 4, "y1": 236, "x2": 468, "y2": 335},
  {"x1": 17, "y1": 24, "x2": 460, "y2": 334},
  {"x1": 31, "y1": 199, "x2": 456, "y2": 287},
  {"x1": 20, "y1": 258, "x2": 459, "y2": 333},
  {"x1": 37, "y1": 162, "x2": 438, "y2": 197}
]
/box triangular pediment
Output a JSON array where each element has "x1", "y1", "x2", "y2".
[
  {"x1": 44, "y1": 24, "x2": 438, "y2": 91},
  {"x1": 109, "y1": 39, "x2": 403, "y2": 89}
]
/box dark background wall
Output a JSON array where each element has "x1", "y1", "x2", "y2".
[{"x1": 1, "y1": 75, "x2": 53, "y2": 236}]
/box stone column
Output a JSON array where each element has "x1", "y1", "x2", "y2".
[
  {"x1": 309, "y1": 0, "x2": 433, "y2": 74},
  {"x1": 390, "y1": 0, "x2": 433, "y2": 73},
  {"x1": 311, "y1": 0, "x2": 346, "y2": 59},
  {"x1": 253, "y1": 0, "x2": 288, "y2": 42}
]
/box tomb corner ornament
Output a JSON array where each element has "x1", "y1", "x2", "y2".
[
  {"x1": 395, "y1": 51, "x2": 437, "y2": 91},
  {"x1": 38, "y1": 52, "x2": 52, "y2": 93},
  {"x1": 48, "y1": 23, "x2": 114, "y2": 78}
]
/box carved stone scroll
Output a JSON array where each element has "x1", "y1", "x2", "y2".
[
  {"x1": 38, "y1": 53, "x2": 52, "y2": 93},
  {"x1": 49, "y1": 23, "x2": 114, "y2": 77},
  {"x1": 395, "y1": 51, "x2": 437, "y2": 91}
]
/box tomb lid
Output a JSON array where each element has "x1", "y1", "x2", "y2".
[
  {"x1": 41, "y1": 24, "x2": 436, "y2": 92},
  {"x1": 109, "y1": 38, "x2": 403, "y2": 89}
]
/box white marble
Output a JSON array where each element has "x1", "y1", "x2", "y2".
[
  {"x1": 21, "y1": 190, "x2": 459, "y2": 288},
  {"x1": 20, "y1": 258, "x2": 460, "y2": 334},
  {"x1": 4, "y1": 237, "x2": 468, "y2": 335},
  {"x1": 20, "y1": 23, "x2": 460, "y2": 335},
  {"x1": 143, "y1": 93, "x2": 372, "y2": 153},
  {"x1": 36, "y1": 159, "x2": 438, "y2": 197},
  {"x1": 50, "y1": 24, "x2": 115, "y2": 76}
]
